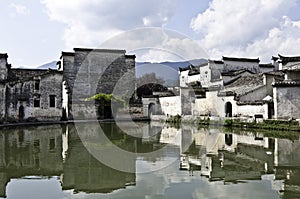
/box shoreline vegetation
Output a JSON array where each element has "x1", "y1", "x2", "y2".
[{"x1": 165, "y1": 114, "x2": 300, "y2": 140}]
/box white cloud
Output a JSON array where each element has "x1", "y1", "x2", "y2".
[
  {"x1": 41, "y1": 0, "x2": 175, "y2": 50},
  {"x1": 190, "y1": 0, "x2": 300, "y2": 62},
  {"x1": 10, "y1": 3, "x2": 30, "y2": 15}
]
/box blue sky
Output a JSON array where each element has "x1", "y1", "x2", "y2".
[{"x1": 1, "y1": 0, "x2": 300, "y2": 67}]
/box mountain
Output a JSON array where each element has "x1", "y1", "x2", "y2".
[
  {"x1": 136, "y1": 59, "x2": 207, "y2": 86},
  {"x1": 37, "y1": 61, "x2": 57, "y2": 69}
]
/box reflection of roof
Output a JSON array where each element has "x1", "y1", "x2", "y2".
[
  {"x1": 220, "y1": 74, "x2": 264, "y2": 96},
  {"x1": 222, "y1": 56, "x2": 260, "y2": 63},
  {"x1": 278, "y1": 54, "x2": 300, "y2": 64}
]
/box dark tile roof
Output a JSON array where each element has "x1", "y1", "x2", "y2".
[
  {"x1": 208, "y1": 59, "x2": 224, "y2": 64},
  {"x1": 220, "y1": 74, "x2": 264, "y2": 96},
  {"x1": 221, "y1": 69, "x2": 254, "y2": 76},
  {"x1": 273, "y1": 80, "x2": 300, "y2": 87},
  {"x1": 8, "y1": 68, "x2": 62, "y2": 84},
  {"x1": 222, "y1": 56, "x2": 260, "y2": 63},
  {"x1": 0, "y1": 53, "x2": 8, "y2": 59},
  {"x1": 272, "y1": 56, "x2": 279, "y2": 61},
  {"x1": 259, "y1": 63, "x2": 274, "y2": 68},
  {"x1": 264, "y1": 71, "x2": 284, "y2": 76},
  {"x1": 73, "y1": 48, "x2": 126, "y2": 54},
  {"x1": 278, "y1": 54, "x2": 300, "y2": 64},
  {"x1": 282, "y1": 63, "x2": 300, "y2": 71}
]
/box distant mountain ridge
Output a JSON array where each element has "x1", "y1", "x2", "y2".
[
  {"x1": 37, "y1": 61, "x2": 57, "y2": 69},
  {"x1": 34, "y1": 58, "x2": 207, "y2": 86}
]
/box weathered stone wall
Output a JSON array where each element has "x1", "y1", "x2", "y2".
[
  {"x1": 0, "y1": 84, "x2": 5, "y2": 121},
  {"x1": 0, "y1": 54, "x2": 8, "y2": 81},
  {"x1": 274, "y1": 86, "x2": 300, "y2": 119},
  {"x1": 6, "y1": 72, "x2": 63, "y2": 121},
  {"x1": 71, "y1": 101, "x2": 98, "y2": 120},
  {"x1": 70, "y1": 49, "x2": 135, "y2": 99},
  {"x1": 61, "y1": 48, "x2": 136, "y2": 119}
]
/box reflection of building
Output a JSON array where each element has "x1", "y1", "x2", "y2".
[
  {"x1": 156, "y1": 124, "x2": 300, "y2": 196},
  {"x1": 0, "y1": 125, "x2": 63, "y2": 197},
  {"x1": 62, "y1": 124, "x2": 136, "y2": 193}
]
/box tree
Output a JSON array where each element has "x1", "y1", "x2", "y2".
[
  {"x1": 86, "y1": 93, "x2": 124, "y2": 119},
  {"x1": 136, "y1": 73, "x2": 167, "y2": 98}
]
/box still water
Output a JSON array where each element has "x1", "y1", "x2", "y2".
[{"x1": 0, "y1": 121, "x2": 299, "y2": 199}]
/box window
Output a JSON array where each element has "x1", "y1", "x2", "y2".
[
  {"x1": 49, "y1": 95, "x2": 56, "y2": 108},
  {"x1": 34, "y1": 98, "x2": 40, "y2": 107},
  {"x1": 34, "y1": 80, "x2": 40, "y2": 90},
  {"x1": 49, "y1": 138, "x2": 55, "y2": 150}
]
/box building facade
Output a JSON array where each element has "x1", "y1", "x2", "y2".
[
  {"x1": 0, "y1": 53, "x2": 63, "y2": 122},
  {"x1": 58, "y1": 48, "x2": 136, "y2": 120}
]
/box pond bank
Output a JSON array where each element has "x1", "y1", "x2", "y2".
[
  {"x1": 0, "y1": 117, "x2": 150, "y2": 129},
  {"x1": 164, "y1": 115, "x2": 300, "y2": 132}
]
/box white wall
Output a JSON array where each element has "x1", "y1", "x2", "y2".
[
  {"x1": 193, "y1": 91, "x2": 236, "y2": 117},
  {"x1": 159, "y1": 96, "x2": 181, "y2": 116},
  {"x1": 237, "y1": 104, "x2": 267, "y2": 118}
]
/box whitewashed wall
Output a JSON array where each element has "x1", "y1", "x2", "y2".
[
  {"x1": 237, "y1": 104, "x2": 267, "y2": 118},
  {"x1": 159, "y1": 96, "x2": 181, "y2": 116}
]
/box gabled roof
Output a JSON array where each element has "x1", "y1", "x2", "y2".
[
  {"x1": 283, "y1": 63, "x2": 300, "y2": 71},
  {"x1": 208, "y1": 59, "x2": 224, "y2": 64},
  {"x1": 219, "y1": 74, "x2": 264, "y2": 97},
  {"x1": 259, "y1": 63, "x2": 274, "y2": 68},
  {"x1": 273, "y1": 80, "x2": 300, "y2": 87},
  {"x1": 221, "y1": 69, "x2": 254, "y2": 76},
  {"x1": 278, "y1": 54, "x2": 300, "y2": 64},
  {"x1": 0, "y1": 53, "x2": 8, "y2": 59},
  {"x1": 222, "y1": 56, "x2": 260, "y2": 63},
  {"x1": 8, "y1": 68, "x2": 62, "y2": 84}
]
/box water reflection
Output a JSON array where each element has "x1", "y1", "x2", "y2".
[{"x1": 0, "y1": 122, "x2": 299, "y2": 198}]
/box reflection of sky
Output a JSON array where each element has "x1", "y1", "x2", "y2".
[
  {"x1": 4, "y1": 160, "x2": 281, "y2": 199},
  {"x1": 6, "y1": 177, "x2": 64, "y2": 199}
]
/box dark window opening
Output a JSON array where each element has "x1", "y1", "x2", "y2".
[
  {"x1": 34, "y1": 81, "x2": 40, "y2": 90},
  {"x1": 49, "y1": 95, "x2": 55, "y2": 108},
  {"x1": 34, "y1": 98, "x2": 40, "y2": 107},
  {"x1": 49, "y1": 138, "x2": 55, "y2": 150}
]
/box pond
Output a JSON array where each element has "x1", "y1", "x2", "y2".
[{"x1": 0, "y1": 121, "x2": 299, "y2": 199}]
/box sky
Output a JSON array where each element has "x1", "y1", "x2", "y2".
[{"x1": 1, "y1": 0, "x2": 300, "y2": 67}]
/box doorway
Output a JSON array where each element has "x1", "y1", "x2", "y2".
[
  {"x1": 19, "y1": 105, "x2": 25, "y2": 121},
  {"x1": 225, "y1": 102, "x2": 232, "y2": 117}
]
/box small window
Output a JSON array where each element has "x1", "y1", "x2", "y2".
[
  {"x1": 34, "y1": 80, "x2": 40, "y2": 90},
  {"x1": 34, "y1": 98, "x2": 40, "y2": 107},
  {"x1": 49, "y1": 138, "x2": 55, "y2": 150},
  {"x1": 49, "y1": 95, "x2": 55, "y2": 108}
]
